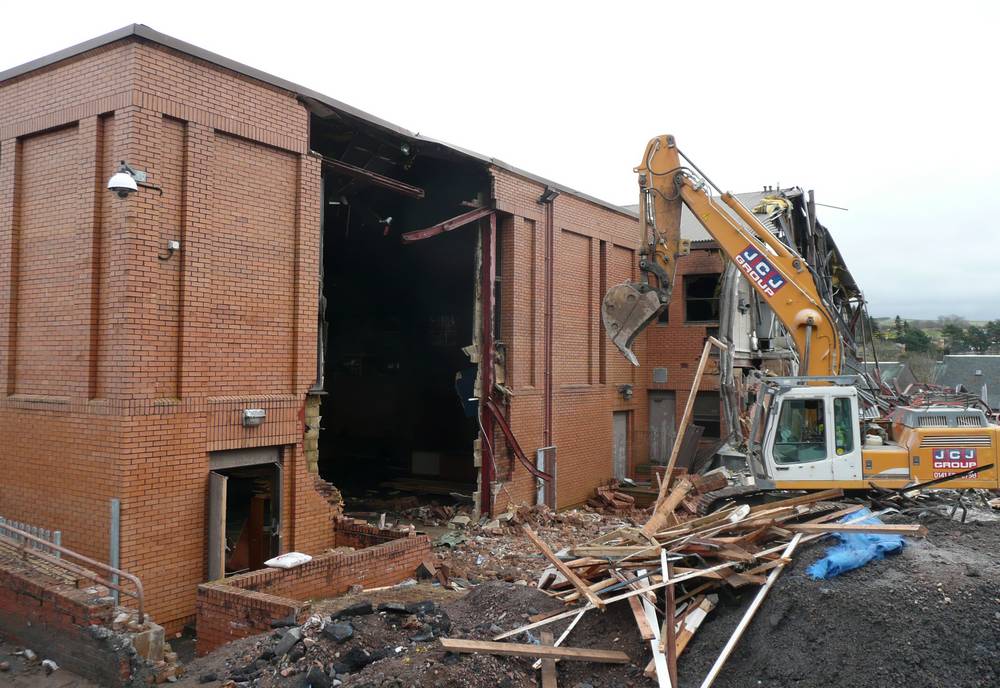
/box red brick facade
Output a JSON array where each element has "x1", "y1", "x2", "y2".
[
  {"x1": 0, "y1": 38, "x2": 335, "y2": 633},
  {"x1": 0, "y1": 28, "x2": 725, "y2": 636},
  {"x1": 492, "y1": 173, "x2": 725, "y2": 508}
]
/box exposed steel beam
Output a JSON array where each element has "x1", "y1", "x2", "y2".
[
  {"x1": 401, "y1": 207, "x2": 494, "y2": 244},
  {"x1": 315, "y1": 152, "x2": 424, "y2": 199}
]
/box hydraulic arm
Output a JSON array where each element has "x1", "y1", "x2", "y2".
[{"x1": 602, "y1": 135, "x2": 842, "y2": 377}]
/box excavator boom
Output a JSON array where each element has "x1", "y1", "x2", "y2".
[{"x1": 602, "y1": 135, "x2": 842, "y2": 377}]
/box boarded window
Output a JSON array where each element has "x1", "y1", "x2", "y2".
[{"x1": 685, "y1": 274, "x2": 721, "y2": 322}]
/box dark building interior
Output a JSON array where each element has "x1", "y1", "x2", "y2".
[{"x1": 310, "y1": 112, "x2": 490, "y2": 506}]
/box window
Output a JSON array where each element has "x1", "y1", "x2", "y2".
[
  {"x1": 693, "y1": 391, "x2": 721, "y2": 438},
  {"x1": 773, "y1": 398, "x2": 827, "y2": 464},
  {"x1": 684, "y1": 274, "x2": 721, "y2": 322},
  {"x1": 833, "y1": 397, "x2": 854, "y2": 455}
]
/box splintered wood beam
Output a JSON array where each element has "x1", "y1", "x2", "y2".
[
  {"x1": 522, "y1": 525, "x2": 605, "y2": 609},
  {"x1": 317, "y1": 153, "x2": 425, "y2": 198},
  {"x1": 401, "y1": 206, "x2": 494, "y2": 244},
  {"x1": 540, "y1": 632, "x2": 557, "y2": 688},
  {"x1": 786, "y1": 522, "x2": 928, "y2": 536},
  {"x1": 439, "y1": 638, "x2": 629, "y2": 663}
]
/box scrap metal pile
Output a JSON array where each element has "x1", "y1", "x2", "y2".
[{"x1": 441, "y1": 482, "x2": 928, "y2": 688}]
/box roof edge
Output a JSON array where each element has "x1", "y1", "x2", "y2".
[{"x1": 0, "y1": 24, "x2": 635, "y2": 218}]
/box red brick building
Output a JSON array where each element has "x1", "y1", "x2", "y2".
[{"x1": 0, "y1": 25, "x2": 723, "y2": 632}]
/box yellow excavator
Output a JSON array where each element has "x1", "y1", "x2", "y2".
[{"x1": 602, "y1": 135, "x2": 999, "y2": 493}]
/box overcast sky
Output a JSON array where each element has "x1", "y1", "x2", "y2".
[{"x1": 3, "y1": 1, "x2": 998, "y2": 320}]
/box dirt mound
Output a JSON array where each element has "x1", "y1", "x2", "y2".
[
  {"x1": 677, "y1": 515, "x2": 1000, "y2": 688},
  {"x1": 177, "y1": 516, "x2": 1000, "y2": 688}
]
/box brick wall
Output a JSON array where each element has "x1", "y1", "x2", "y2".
[
  {"x1": 0, "y1": 36, "x2": 334, "y2": 635},
  {"x1": 196, "y1": 519, "x2": 430, "y2": 655},
  {"x1": 0, "y1": 556, "x2": 142, "y2": 687},
  {"x1": 490, "y1": 168, "x2": 724, "y2": 509}
]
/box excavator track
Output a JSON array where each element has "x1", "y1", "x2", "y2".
[{"x1": 691, "y1": 485, "x2": 774, "y2": 515}]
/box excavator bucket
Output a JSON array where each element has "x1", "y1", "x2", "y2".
[{"x1": 601, "y1": 282, "x2": 662, "y2": 366}]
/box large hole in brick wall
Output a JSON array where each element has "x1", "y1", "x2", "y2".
[{"x1": 312, "y1": 114, "x2": 489, "y2": 511}]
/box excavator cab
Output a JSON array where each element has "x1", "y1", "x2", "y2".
[{"x1": 751, "y1": 379, "x2": 864, "y2": 488}]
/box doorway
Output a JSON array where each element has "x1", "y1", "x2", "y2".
[
  {"x1": 612, "y1": 411, "x2": 630, "y2": 480},
  {"x1": 207, "y1": 447, "x2": 283, "y2": 579},
  {"x1": 649, "y1": 391, "x2": 676, "y2": 465}
]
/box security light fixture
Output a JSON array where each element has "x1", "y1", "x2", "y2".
[
  {"x1": 618, "y1": 383, "x2": 634, "y2": 401},
  {"x1": 242, "y1": 408, "x2": 266, "y2": 427},
  {"x1": 538, "y1": 186, "x2": 560, "y2": 204},
  {"x1": 107, "y1": 161, "x2": 162, "y2": 198}
]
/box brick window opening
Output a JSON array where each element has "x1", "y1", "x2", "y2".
[
  {"x1": 693, "y1": 391, "x2": 721, "y2": 438},
  {"x1": 684, "y1": 273, "x2": 721, "y2": 323}
]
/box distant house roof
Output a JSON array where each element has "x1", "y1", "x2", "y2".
[
  {"x1": 933, "y1": 355, "x2": 1000, "y2": 406},
  {"x1": 623, "y1": 190, "x2": 782, "y2": 245},
  {"x1": 0, "y1": 24, "x2": 635, "y2": 220},
  {"x1": 861, "y1": 361, "x2": 918, "y2": 394}
]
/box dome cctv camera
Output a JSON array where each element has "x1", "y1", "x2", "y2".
[{"x1": 108, "y1": 162, "x2": 138, "y2": 199}]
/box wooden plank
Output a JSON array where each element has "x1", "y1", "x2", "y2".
[
  {"x1": 786, "y1": 523, "x2": 927, "y2": 536},
  {"x1": 676, "y1": 596, "x2": 716, "y2": 657},
  {"x1": 558, "y1": 576, "x2": 618, "y2": 603},
  {"x1": 697, "y1": 534, "x2": 803, "y2": 688},
  {"x1": 540, "y1": 632, "x2": 557, "y2": 688},
  {"x1": 531, "y1": 609, "x2": 587, "y2": 671},
  {"x1": 627, "y1": 592, "x2": 656, "y2": 640},
  {"x1": 617, "y1": 569, "x2": 655, "y2": 640},
  {"x1": 522, "y1": 526, "x2": 605, "y2": 609},
  {"x1": 641, "y1": 595, "x2": 671, "y2": 688},
  {"x1": 439, "y1": 638, "x2": 629, "y2": 664},
  {"x1": 661, "y1": 549, "x2": 678, "y2": 687},
  {"x1": 493, "y1": 537, "x2": 814, "y2": 641},
  {"x1": 746, "y1": 489, "x2": 844, "y2": 515}
]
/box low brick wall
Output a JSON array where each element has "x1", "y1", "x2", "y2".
[
  {"x1": 0, "y1": 556, "x2": 155, "y2": 686},
  {"x1": 196, "y1": 519, "x2": 431, "y2": 655}
]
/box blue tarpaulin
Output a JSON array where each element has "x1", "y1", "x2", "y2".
[{"x1": 806, "y1": 508, "x2": 905, "y2": 580}]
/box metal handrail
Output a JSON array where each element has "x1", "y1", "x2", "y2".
[{"x1": 0, "y1": 524, "x2": 144, "y2": 623}]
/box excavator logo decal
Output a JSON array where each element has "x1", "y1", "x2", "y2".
[
  {"x1": 735, "y1": 246, "x2": 786, "y2": 297},
  {"x1": 932, "y1": 448, "x2": 978, "y2": 473}
]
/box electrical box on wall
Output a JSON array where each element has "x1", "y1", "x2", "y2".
[{"x1": 242, "y1": 408, "x2": 266, "y2": 427}]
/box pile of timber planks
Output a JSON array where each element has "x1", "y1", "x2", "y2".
[
  {"x1": 587, "y1": 482, "x2": 637, "y2": 513},
  {"x1": 451, "y1": 485, "x2": 927, "y2": 688}
]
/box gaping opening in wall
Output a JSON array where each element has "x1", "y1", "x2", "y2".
[{"x1": 309, "y1": 113, "x2": 491, "y2": 513}]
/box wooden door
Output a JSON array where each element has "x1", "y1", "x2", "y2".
[
  {"x1": 649, "y1": 391, "x2": 676, "y2": 465},
  {"x1": 208, "y1": 471, "x2": 227, "y2": 580}
]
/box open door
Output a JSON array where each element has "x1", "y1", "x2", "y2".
[
  {"x1": 272, "y1": 460, "x2": 283, "y2": 555},
  {"x1": 208, "y1": 471, "x2": 227, "y2": 580}
]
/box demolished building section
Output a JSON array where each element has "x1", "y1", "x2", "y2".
[{"x1": 0, "y1": 25, "x2": 685, "y2": 631}]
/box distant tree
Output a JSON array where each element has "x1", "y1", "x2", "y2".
[
  {"x1": 893, "y1": 315, "x2": 904, "y2": 337},
  {"x1": 986, "y1": 320, "x2": 1000, "y2": 346},
  {"x1": 938, "y1": 314, "x2": 969, "y2": 327},
  {"x1": 906, "y1": 353, "x2": 937, "y2": 383},
  {"x1": 941, "y1": 323, "x2": 967, "y2": 353},
  {"x1": 865, "y1": 315, "x2": 884, "y2": 339},
  {"x1": 966, "y1": 325, "x2": 992, "y2": 353},
  {"x1": 898, "y1": 325, "x2": 932, "y2": 353}
]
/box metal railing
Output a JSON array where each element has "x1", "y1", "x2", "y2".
[
  {"x1": 0, "y1": 522, "x2": 144, "y2": 623},
  {"x1": 0, "y1": 517, "x2": 61, "y2": 558}
]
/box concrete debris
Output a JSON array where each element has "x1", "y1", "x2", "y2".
[{"x1": 41, "y1": 659, "x2": 58, "y2": 675}]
